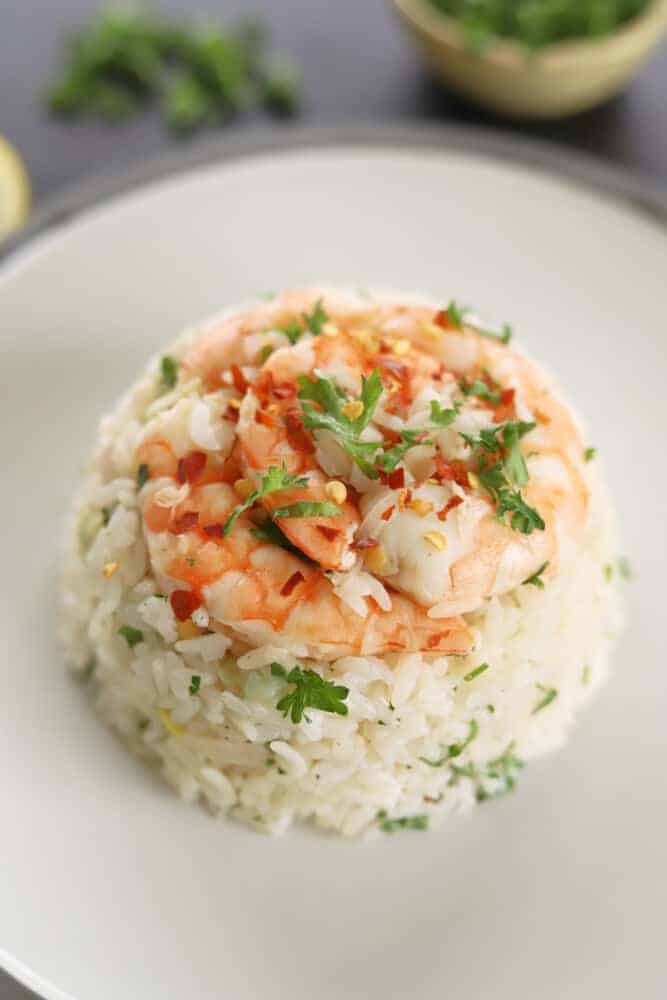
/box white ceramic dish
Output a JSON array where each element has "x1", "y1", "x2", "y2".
[{"x1": 1, "y1": 128, "x2": 665, "y2": 1000}]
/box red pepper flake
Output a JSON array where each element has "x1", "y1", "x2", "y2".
[
  {"x1": 284, "y1": 407, "x2": 315, "y2": 454},
  {"x1": 230, "y1": 364, "x2": 248, "y2": 395},
  {"x1": 382, "y1": 467, "x2": 404, "y2": 490},
  {"x1": 280, "y1": 571, "x2": 305, "y2": 597},
  {"x1": 351, "y1": 537, "x2": 379, "y2": 551},
  {"x1": 437, "y1": 495, "x2": 464, "y2": 521},
  {"x1": 380, "y1": 505, "x2": 395, "y2": 522},
  {"x1": 177, "y1": 450, "x2": 207, "y2": 485},
  {"x1": 170, "y1": 589, "x2": 201, "y2": 621},
  {"x1": 317, "y1": 525, "x2": 340, "y2": 541},
  {"x1": 433, "y1": 455, "x2": 471, "y2": 490},
  {"x1": 494, "y1": 387, "x2": 516, "y2": 422},
  {"x1": 427, "y1": 633, "x2": 445, "y2": 649},
  {"x1": 255, "y1": 409, "x2": 275, "y2": 428},
  {"x1": 434, "y1": 309, "x2": 455, "y2": 330},
  {"x1": 224, "y1": 404, "x2": 240, "y2": 423},
  {"x1": 170, "y1": 511, "x2": 199, "y2": 534},
  {"x1": 202, "y1": 522, "x2": 224, "y2": 538}
]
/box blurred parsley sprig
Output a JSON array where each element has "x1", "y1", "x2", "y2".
[
  {"x1": 45, "y1": 4, "x2": 299, "y2": 131},
  {"x1": 427, "y1": 0, "x2": 651, "y2": 51}
]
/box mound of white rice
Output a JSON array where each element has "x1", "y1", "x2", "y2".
[{"x1": 59, "y1": 293, "x2": 622, "y2": 837}]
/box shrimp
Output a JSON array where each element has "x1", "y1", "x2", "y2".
[
  {"x1": 135, "y1": 288, "x2": 590, "y2": 640},
  {"x1": 139, "y1": 480, "x2": 473, "y2": 659}
]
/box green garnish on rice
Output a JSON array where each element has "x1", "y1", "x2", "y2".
[
  {"x1": 118, "y1": 625, "x2": 144, "y2": 647},
  {"x1": 270, "y1": 662, "x2": 349, "y2": 724}
]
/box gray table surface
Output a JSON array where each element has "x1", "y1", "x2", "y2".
[{"x1": 2, "y1": 2, "x2": 666, "y2": 998}]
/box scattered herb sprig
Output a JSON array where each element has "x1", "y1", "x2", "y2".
[
  {"x1": 377, "y1": 811, "x2": 429, "y2": 833},
  {"x1": 46, "y1": 5, "x2": 300, "y2": 132},
  {"x1": 270, "y1": 662, "x2": 349, "y2": 724},
  {"x1": 222, "y1": 465, "x2": 308, "y2": 536}
]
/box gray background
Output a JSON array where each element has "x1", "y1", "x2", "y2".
[
  {"x1": 2, "y1": 0, "x2": 667, "y2": 206},
  {"x1": 1, "y1": 2, "x2": 666, "y2": 998}
]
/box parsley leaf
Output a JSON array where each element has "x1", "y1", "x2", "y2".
[
  {"x1": 271, "y1": 501, "x2": 343, "y2": 519},
  {"x1": 584, "y1": 446, "x2": 596, "y2": 462},
  {"x1": 377, "y1": 811, "x2": 429, "y2": 833},
  {"x1": 136, "y1": 463, "x2": 149, "y2": 490},
  {"x1": 459, "y1": 377, "x2": 502, "y2": 405},
  {"x1": 419, "y1": 720, "x2": 479, "y2": 767},
  {"x1": 444, "y1": 302, "x2": 512, "y2": 344},
  {"x1": 462, "y1": 421, "x2": 544, "y2": 535},
  {"x1": 532, "y1": 684, "x2": 558, "y2": 714},
  {"x1": 270, "y1": 662, "x2": 349, "y2": 723},
  {"x1": 523, "y1": 562, "x2": 549, "y2": 588},
  {"x1": 446, "y1": 300, "x2": 467, "y2": 328},
  {"x1": 189, "y1": 675, "x2": 201, "y2": 695},
  {"x1": 118, "y1": 625, "x2": 144, "y2": 647},
  {"x1": 464, "y1": 662, "x2": 490, "y2": 682},
  {"x1": 251, "y1": 519, "x2": 315, "y2": 561},
  {"x1": 303, "y1": 298, "x2": 328, "y2": 335},
  {"x1": 222, "y1": 465, "x2": 308, "y2": 536},
  {"x1": 160, "y1": 355, "x2": 178, "y2": 390},
  {"x1": 429, "y1": 399, "x2": 460, "y2": 426},
  {"x1": 298, "y1": 371, "x2": 383, "y2": 478}
]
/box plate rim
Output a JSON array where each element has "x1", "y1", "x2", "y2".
[
  {"x1": 1, "y1": 122, "x2": 666, "y2": 274},
  {"x1": 1, "y1": 120, "x2": 664, "y2": 1000}
]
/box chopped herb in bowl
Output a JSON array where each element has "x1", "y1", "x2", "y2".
[{"x1": 426, "y1": 0, "x2": 653, "y2": 50}]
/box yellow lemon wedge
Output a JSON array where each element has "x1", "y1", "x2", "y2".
[{"x1": 0, "y1": 136, "x2": 31, "y2": 242}]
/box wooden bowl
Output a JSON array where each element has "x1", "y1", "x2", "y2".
[{"x1": 392, "y1": 0, "x2": 667, "y2": 118}]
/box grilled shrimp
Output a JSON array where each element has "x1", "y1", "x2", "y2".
[{"x1": 134, "y1": 287, "x2": 590, "y2": 651}]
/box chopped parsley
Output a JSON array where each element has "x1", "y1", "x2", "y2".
[
  {"x1": 459, "y1": 377, "x2": 502, "y2": 405},
  {"x1": 464, "y1": 662, "x2": 490, "y2": 682},
  {"x1": 251, "y1": 519, "x2": 315, "y2": 562},
  {"x1": 46, "y1": 7, "x2": 300, "y2": 132},
  {"x1": 222, "y1": 465, "x2": 308, "y2": 536},
  {"x1": 444, "y1": 301, "x2": 512, "y2": 344},
  {"x1": 118, "y1": 625, "x2": 144, "y2": 647},
  {"x1": 271, "y1": 501, "x2": 343, "y2": 520},
  {"x1": 522, "y1": 562, "x2": 549, "y2": 589},
  {"x1": 270, "y1": 662, "x2": 349, "y2": 724},
  {"x1": 160, "y1": 355, "x2": 178, "y2": 390},
  {"x1": 532, "y1": 684, "x2": 558, "y2": 714},
  {"x1": 189, "y1": 675, "x2": 201, "y2": 695},
  {"x1": 136, "y1": 463, "x2": 149, "y2": 490},
  {"x1": 278, "y1": 298, "x2": 329, "y2": 344},
  {"x1": 298, "y1": 370, "x2": 384, "y2": 477},
  {"x1": 461, "y1": 421, "x2": 545, "y2": 534},
  {"x1": 419, "y1": 719, "x2": 479, "y2": 767},
  {"x1": 584, "y1": 446, "x2": 596, "y2": 462},
  {"x1": 377, "y1": 810, "x2": 429, "y2": 833},
  {"x1": 298, "y1": 371, "x2": 457, "y2": 478},
  {"x1": 476, "y1": 743, "x2": 524, "y2": 800}
]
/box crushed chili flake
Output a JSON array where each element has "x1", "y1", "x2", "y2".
[
  {"x1": 434, "y1": 309, "x2": 455, "y2": 330},
  {"x1": 433, "y1": 455, "x2": 471, "y2": 490},
  {"x1": 224, "y1": 404, "x2": 240, "y2": 423},
  {"x1": 177, "y1": 451, "x2": 207, "y2": 485},
  {"x1": 427, "y1": 633, "x2": 445, "y2": 649},
  {"x1": 170, "y1": 589, "x2": 201, "y2": 621},
  {"x1": 437, "y1": 495, "x2": 464, "y2": 521},
  {"x1": 230, "y1": 364, "x2": 248, "y2": 395},
  {"x1": 316, "y1": 525, "x2": 340, "y2": 541},
  {"x1": 351, "y1": 537, "x2": 379, "y2": 551},
  {"x1": 380, "y1": 505, "x2": 395, "y2": 522},
  {"x1": 280, "y1": 571, "x2": 305, "y2": 597},
  {"x1": 284, "y1": 407, "x2": 315, "y2": 454},
  {"x1": 255, "y1": 409, "x2": 275, "y2": 428},
  {"x1": 202, "y1": 522, "x2": 224, "y2": 538},
  {"x1": 382, "y1": 467, "x2": 404, "y2": 490},
  {"x1": 169, "y1": 511, "x2": 199, "y2": 534},
  {"x1": 494, "y1": 387, "x2": 516, "y2": 422}
]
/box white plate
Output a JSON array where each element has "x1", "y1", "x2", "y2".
[{"x1": 1, "y1": 129, "x2": 666, "y2": 1000}]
